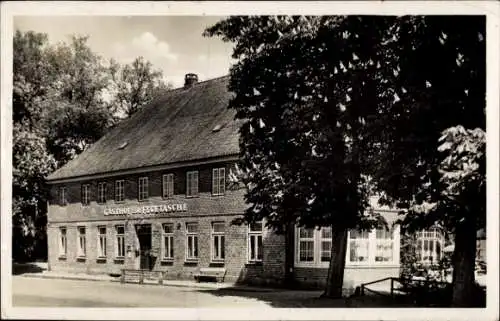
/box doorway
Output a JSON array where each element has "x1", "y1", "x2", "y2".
[{"x1": 135, "y1": 224, "x2": 152, "y2": 270}]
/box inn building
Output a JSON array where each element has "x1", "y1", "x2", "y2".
[{"x1": 46, "y1": 74, "x2": 439, "y2": 289}]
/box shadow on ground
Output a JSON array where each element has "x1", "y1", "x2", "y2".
[
  {"x1": 12, "y1": 262, "x2": 46, "y2": 275},
  {"x1": 194, "y1": 287, "x2": 417, "y2": 308}
]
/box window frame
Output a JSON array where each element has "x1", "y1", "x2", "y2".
[
  {"x1": 115, "y1": 180, "x2": 125, "y2": 203},
  {"x1": 211, "y1": 222, "x2": 225, "y2": 262},
  {"x1": 162, "y1": 174, "x2": 174, "y2": 199},
  {"x1": 185, "y1": 222, "x2": 199, "y2": 261},
  {"x1": 248, "y1": 222, "x2": 263, "y2": 263},
  {"x1": 97, "y1": 226, "x2": 107, "y2": 258},
  {"x1": 212, "y1": 167, "x2": 226, "y2": 196},
  {"x1": 59, "y1": 227, "x2": 67, "y2": 257},
  {"x1": 81, "y1": 184, "x2": 90, "y2": 206},
  {"x1": 115, "y1": 225, "x2": 125, "y2": 258},
  {"x1": 77, "y1": 226, "x2": 86, "y2": 258},
  {"x1": 162, "y1": 223, "x2": 174, "y2": 261},
  {"x1": 138, "y1": 177, "x2": 149, "y2": 201},
  {"x1": 97, "y1": 182, "x2": 107, "y2": 204},
  {"x1": 186, "y1": 171, "x2": 199, "y2": 198}
]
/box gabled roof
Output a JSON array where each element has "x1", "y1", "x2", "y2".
[{"x1": 47, "y1": 76, "x2": 240, "y2": 182}]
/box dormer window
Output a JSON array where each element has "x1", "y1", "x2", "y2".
[
  {"x1": 59, "y1": 187, "x2": 67, "y2": 206},
  {"x1": 186, "y1": 171, "x2": 199, "y2": 197},
  {"x1": 97, "y1": 182, "x2": 106, "y2": 204}
]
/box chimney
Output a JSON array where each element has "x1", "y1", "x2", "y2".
[{"x1": 184, "y1": 73, "x2": 198, "y2": 88}]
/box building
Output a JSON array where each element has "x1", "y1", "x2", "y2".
[{"x1": 46, "y1": 74, "x2": 402, "y2": 290}]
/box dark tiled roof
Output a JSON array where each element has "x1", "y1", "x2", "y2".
[{"x1": 47, "y1": 76, "x2": 240, "y2": 181}]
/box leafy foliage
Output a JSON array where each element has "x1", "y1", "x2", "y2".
[
  {"x1": 108, "y1": 56, "x2": 171, "y2": 118},
  {"x1": 12, "y1": 30, "x2": 171, "y2": 261}
]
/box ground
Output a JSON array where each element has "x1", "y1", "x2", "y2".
[{"x1": 11, "y1": 276, "x2": 412, "y2": 308}]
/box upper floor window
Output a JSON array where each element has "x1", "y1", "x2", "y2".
[
  {"x1": 212, "y1": 168, "x2": 226, "y2": 196},
  {"x1": 248, "y1": 222, "x2": 263, "y2": 263},
  {"x1": 81, "y1": 184, "x2": 90, "y2": 206},
  {"x1": 97, "y1": 182, "x2": 106, "y2": 204},
  {"x1": 162, "y1": 174, "x2": 174, "y2": 198},
  {"x1": 138, "y1": 177, "x2": 149, "y2": 201},
  {"x1": 115, "y1": 180, "x2": 124, "y2": 202},
  {"x1": 59, "y1": 187, "x2": 67, "y2": 206},
  {"x1": 186, "y1": 171, "x2": 199, "y2": 197},
  {"x1": 416, "y1": 227, "x2": 444, "y2": 265}
]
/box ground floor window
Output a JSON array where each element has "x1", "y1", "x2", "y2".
[
  {"x1": 97, "y1": 226, "x2": 107, "y2": 258},
  {"x1": 77, "y1": 226, "x2": 86, "y2": 258},
  {"x1": 115, "y1": 225, "x2": 125, "y2": 258},
  {"x1": 211, "y1": 222, "x2": 225, "y2": 261},
  {"x1": 416, "y1": 227, "x2": 443, "y2": 265},
  {"x1": 162, "y1": 223, "x2": 174, "y2": 260},
  {"x1": 186, "y1": 222, "x2": 198, "y2": 260},
  {"x1": 295, "y1": 225, "x2": 400, "y2": 267},
  {"x1": 59, "y1": 227, "x2": 67, "y2": 257},
  {"x1": 248, "y1": 222, "x2": 263, "y2": 262}
]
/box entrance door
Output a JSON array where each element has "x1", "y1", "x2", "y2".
[{"x1": 135, "y1": 224, "x2": 152, "y2": 270}]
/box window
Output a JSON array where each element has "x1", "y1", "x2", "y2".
[
  {"x1": 162, "y1": 174, "x2": 174, "y2": 198},
  {"x1": 349, "y1": 230, "x2": 370, "y2": 263},
  {"x1": 248, "y1": 222, "x2": 263, "y2": 262},
  {"x1": 375, "y1": 228, "x2": 393, "y2": 262},
  {"x1": 211, "y1": 222, "x2": 225, "y2": 261},
  {"x1": 59, "y1": 227, "x2": 67, "y2": 257},
  {"x1": 59, "y1": 187, "x2": 67, "y2": 206},
  {"x1": 97, "y1": 182, "x2": 106, "y2": 204},
  {"x1": 97, "y1": 226, "x2": 107, "y2": 258},
  {"x1": 115, "y1": 180, "x2": 124, "y2": 202},
  {"x1": 212, "y1": 168, "x2": 226, "y2": 196},
  {"x1": 320, "y1": 227, "x2": 332, "y2": 262},
  {"x1": 77, "y1": 226, "x2": 86, "y2": 257},
  {"x1": 138, "y1": 177, "x2": 149, "y2": 201},
  {"x1": 115, "y1": 225, "x2": 125, "y2": 258},
  {"x1": 416, "y1": 228, "x2": 444, "y2": 265},
  {"x1": 295, "y1": 225, "x2": 400, "y2": 267},
  {"x1": 162, "y1": 223, "x2": 174, "y2": 260},
  {"x1": 185, "y1": 223, "x2": 198, "y2": 260},
  {"x1": 298, "y1": 228, "x2": 315, "y2": 262},
  {"x1": 81, "y1": 184, "x2": 90, "y2": 206},
  {"x1": 186, "y1": 171, "x2": 199, "y2": 197}
]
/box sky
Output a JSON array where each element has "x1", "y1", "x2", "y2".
[{"x1": 14, "y1": 16, "x2": 235, "y2": 88}]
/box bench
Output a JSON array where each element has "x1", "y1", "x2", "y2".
[
  {"x1": 194, "y1": 267, "x2": 227, "y2": 283},
  {"x1": 121, "y1": 269, "x2": 166, "y2": 285}
]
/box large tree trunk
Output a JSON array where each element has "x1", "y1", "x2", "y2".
[
  {"x1": 323, "y1": 226, "x2": 348, "y2": 298},
  {"x1": 451, "y1": 215, "x2": 477, "y2": 307}
]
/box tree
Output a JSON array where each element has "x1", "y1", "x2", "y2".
[
  {"x1": 367, "y1": 16, "x2": 485, "y2": 307},
  {"x1": 205, "y1": 15, "x2": 485, "y2": 304},
  {"x1": 108, "y1": 56, "x2": 171, "y2": 118},
  {"x1": 43, "y1": 35, "x2": 116, "y2": 164},
  {"x1": 205, "y1": 16, "x2": 390, "y2": 298}
]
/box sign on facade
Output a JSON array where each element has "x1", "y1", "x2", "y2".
[{"x1": 104, "y1": 204, "x2": 188, "y2": 216}]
